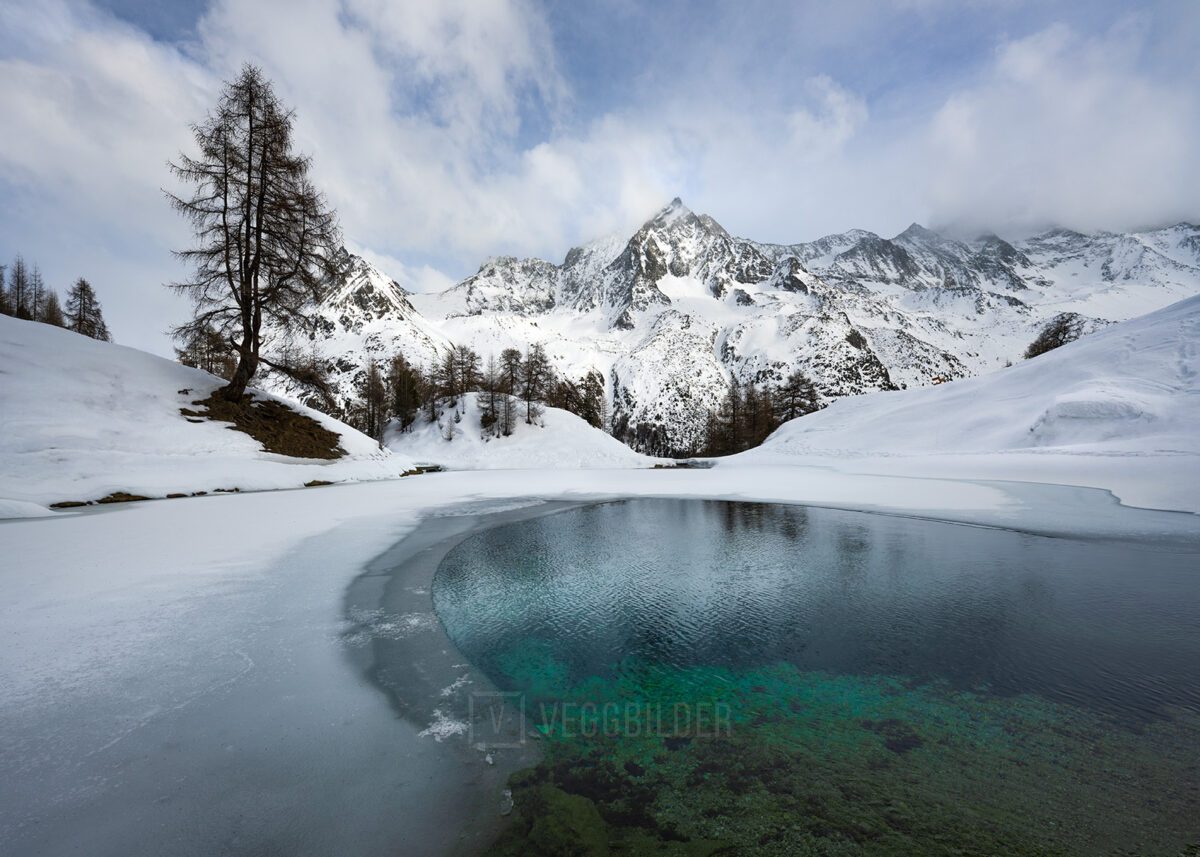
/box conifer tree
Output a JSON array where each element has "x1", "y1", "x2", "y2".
[
  {"x1": 168, "y1": 64, "x2": 342, "y2": 402},
  {"x1": 29, "y1": 265, "x2": 46, "y2": 322},
  {"x1": 499, "y1": 390, "x2": 517, "y2": 437},
  {"x1": 0, "y1": 264, "x2": 8, "y2": 316},
  {"x1": 773, "y1": 370, "x2": 821, "y2": 423},
  {"x1": 65, "y1": 278, "x2": 111, "y2": 341},
  {"x1": 499, "y1": 347, "x2": 523, "y2": 396},
  {"x1": 41, "y1": 290, "x2": 65, "y2": 327},
  {"x1": 360, "y1": 359, "x2": 387, "y2": 442},
  {"x1": 453, "y1": 345, "x2": 481, "y2": 397},
  {"x1": 9, "y1": 256, "x2": 30, "y2": 320},
  {"x1": 578, "y1": 370, "x2": 607, "y2": 429},
  {"x1": 387, "y1": 354, "x2": 423, "y2": 431},
  {"x1": 520, "y1": 343, "x2": 551, "y2": 424},
  {"x1": 478, "y1": 354, "x2": 501, "y2": 436},
  {"x1": 436, "y1": 350, "x2": 459, "y2": 405}
]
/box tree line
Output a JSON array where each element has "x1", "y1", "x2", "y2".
[
  {"x1": 699, "y1": 370, "x2": 822, "y2": 456},
  {"x1": 0, "y1": 255, "x2": 112, "y2": 340},
  {"x1": 350, "y1": 343, "x2": 606, "y2": 443}
]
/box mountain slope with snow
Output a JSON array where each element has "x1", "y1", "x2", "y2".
[
  {"x1": 737, "y1": 294, "x2": 1200, "y2": 512},
  {"x1": 265, "y1": 201, "x2": 1200, "y2": 456},
  {"x1": 0, "y1": 315, "x2": 416, "y2": 515},
  {"x1": 747, "y1": 294, "x2": 1200, "y2": 457}
]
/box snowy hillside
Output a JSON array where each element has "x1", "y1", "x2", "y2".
[
  {"x1": 736, "y1": 295, "x2": 1200, "y2": 512},
  {"x1": 746, "y1": 294, "x2": 1200, "y2": 458},
  {"x1": 384, "y1": 395, "x2": 655, "y2": 470},
  {"x1": 264, "y1": 200, "x2": 1200, "y2": 456},
  {"x1": 0, "y1": 315, "x2": 416, "y2": 515}
]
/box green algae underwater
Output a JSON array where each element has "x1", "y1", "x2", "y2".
[
  {"x1": 490, "y1": 651, "x2": 1200, "y2": 856},
  {"x1": 430, "y1": 500, "x2": 1200, "y2": 855}
]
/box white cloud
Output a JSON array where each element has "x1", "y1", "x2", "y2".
[
  {"x1": 924, "y1": 21, "x2": 1200, "y2": 232},
  {"x1": 788, "y1": 76, "x2": 869, "y2": 153}
]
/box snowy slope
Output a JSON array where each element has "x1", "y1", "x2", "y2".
[
  {"x1": 263, "y1": 202, "x2": 1200, "y2": 456},
  {"x1": 744, "y1": 294, "x2": 1200, "y2": 459},
  {"x1": 0, "y1": 315, "x2": 417, "y2": 514},
  {"x1": 384, "y1": 395, "x2": 655, "y2": 470}
]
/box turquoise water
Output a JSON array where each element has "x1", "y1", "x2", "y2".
[{"x1": 433, "y1": 500, "x2": 1200, "y2": 855}]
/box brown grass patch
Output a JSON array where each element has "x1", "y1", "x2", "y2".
[
  {"x1": 96, "y1": 491, "x2": 151, "y2": 504},
  {"x1": 181, "y1": 392, "x2": 346, "y2": 460},
  {"x1": 51, "y1": 492, "x2": 151, "y2": 509}
]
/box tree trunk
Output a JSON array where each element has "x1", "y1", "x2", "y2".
[{"x1": 221, "y1": 348, "x2": 258, "y2": 401}]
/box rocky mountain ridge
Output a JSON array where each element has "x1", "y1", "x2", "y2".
[{"x1": 263, "y1": 200, "x2": 1200, "y2": 455}]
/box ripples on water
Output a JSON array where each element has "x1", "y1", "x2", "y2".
[
  {"x1": 433, "y1": 500, "x2": 1200, "y2": 855},
  {"x1": 436, "y1": 500, "x2": 1200, "y2": 723}
]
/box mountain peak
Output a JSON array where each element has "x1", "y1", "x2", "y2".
[
  {"x1": 647, "y1": 197, "x2": 694, "y2": 228},
  {"x1": 896, "y1": 222, "x2": 941, "y2": 243}
]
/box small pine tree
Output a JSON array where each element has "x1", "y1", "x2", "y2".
[
  {"x1": 499, "y1": 387, "x2": 517, "y2": 436},
  {"x1": 29, "y1": 265, "x2": 46, "y2": 322},
  {"x1": 478, "y1": 354, "x2": 501, "y2": 436},
  {"x1": 387, "y1": 354, "x2": 423, "y2": 432},
  {"x1": 720, "y1": 377, "x2": 744, "y2": 453},
  {"x1": 360, "y1": 359, "x2": 387, "y2": 443},
  {"x1": 9, "y1": 256, "x2": 30, "y2": 320},
  {"x1": 41, "y1": 290, "x2": 66, "y2": 327},
  {"x1": 499, "y1": 347, "x2": 523, "y2": 396},
  {"x1": 0, "y1": 264, "x2": 8, "y2": 316},
  {"x1": 453, "y1": 345, "x2": 481, "y2": 398},
  {"x1": 578, "y1": 370, "x2": 607, "y2": 429},
  {"x1": 521, "y1": 343, "x2": 552, "y2": 424},
  {"x1": 773, "y1": 370, "x2": 821, "y2": 423},
  {"x1": 435, "y1": 350, "x2": 459, "y2": 407},
  {"x1": 65, "y1": 278, "x2": 111, "y2": 341}
]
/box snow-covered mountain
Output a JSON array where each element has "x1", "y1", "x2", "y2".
[
  {"x1": 265, "y1": 200, "x2": 1200, "y2": 455},
  {"x1": 263, "y1": 251, "x2": 452, "y2": 404}
]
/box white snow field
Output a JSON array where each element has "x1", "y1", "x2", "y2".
[
  {"x1": 738, "y1": 293, "x2": 1200, "y2": 514},
  {"x1": 384, "y1": 395, "x2": 655, "y2": 469},
  {"x1": 1, "y1": 298, "x2": 1199, "y2": 855},
  {"x1": 0, "y1": 314, "x2": 416, "y2": 514}
]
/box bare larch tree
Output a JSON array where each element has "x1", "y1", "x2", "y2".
[{"x1": 168, "y1": 64, "x2": 342, "y2": 402}]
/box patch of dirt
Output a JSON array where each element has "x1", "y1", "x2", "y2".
[
  {"x1": 96, "y1": 491, "x2": 151, "y2": 504},
  {"x1": 181, "y1": 392, "x2": 346, "y2": 460},
  {"x1": 51, "y1": 492, "x2": 151, "y2": 509}
]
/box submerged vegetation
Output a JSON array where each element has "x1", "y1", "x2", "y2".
[
  {"x1": 428, "y1": 501, "x2": 1200, "y2": 856},
  {"x1": 493, "y1": 655, "x2": 1200, "y2": 856}
]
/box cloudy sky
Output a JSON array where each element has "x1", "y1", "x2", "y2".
[{"x1": 2, "y1": 0, "x2": 1198, "y2": 354}]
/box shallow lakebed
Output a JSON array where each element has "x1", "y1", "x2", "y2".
[{"x1": 424, "y1": 499, "x2": 1200, "y2": 855}]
